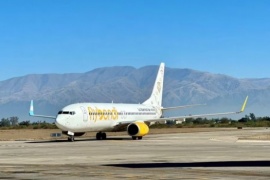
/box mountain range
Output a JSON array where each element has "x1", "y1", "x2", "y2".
[{"x1": 0, "y1": 65, "x2": 269, "y2": 122}]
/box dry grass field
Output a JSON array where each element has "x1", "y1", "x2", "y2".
[{"x1": 1, "y1": 127, "x2": 265, "y2": 141}]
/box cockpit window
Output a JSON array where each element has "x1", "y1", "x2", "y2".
[
  {"x1": 58, "y1": 111, "x2": 76, "y2": 115},
  {"x1": 70, "y1": 111, "x2": 76, "y2": 115}
]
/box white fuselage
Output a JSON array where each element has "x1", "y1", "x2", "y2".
[{"x1": 55, "y1": 103, "x2": 162, "y2": 132}]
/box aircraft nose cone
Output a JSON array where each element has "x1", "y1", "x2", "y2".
[{"x1": 55, "y1": 116, "x2": 67, "y2": 130}]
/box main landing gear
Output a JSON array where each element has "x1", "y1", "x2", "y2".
[
  {"x1": 96, "y1": 132, "x2": 107, "y2": 140},
  {"x1": 132, "y1": 136, "x2": 143, "y2": 140}
]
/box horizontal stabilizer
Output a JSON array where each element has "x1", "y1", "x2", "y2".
[{"x1": 162, "y1": 104, "x2": 206, "y2": 111}]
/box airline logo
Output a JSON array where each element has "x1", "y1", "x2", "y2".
[{"x1": 88, "y1": 107, "x2": 119, "y2": 122}]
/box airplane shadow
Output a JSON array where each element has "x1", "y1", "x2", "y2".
[
  {"x1": 25, "y1": 137, "x2": 132, "y2": 143},
  {"x1": 103, "y1": 161, "x2": 270, "y2": 168}
]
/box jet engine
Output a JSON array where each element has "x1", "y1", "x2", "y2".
[{"x1": 127, "y1": 122, "x2": 149, "y2": 137}]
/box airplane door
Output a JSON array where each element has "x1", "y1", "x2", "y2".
[{"x1": 80, "y1": 106, "x2": 88, "y2": 122}]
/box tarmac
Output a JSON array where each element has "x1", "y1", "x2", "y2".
[{"x1": 0, "y1": 128, "x2": 269, "y2": 179}]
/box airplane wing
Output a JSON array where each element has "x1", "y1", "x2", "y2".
[
  {"x1": 116, "y1": 96, "x2": 248, "y2": 126},
  {"x1": 146, "y1": 96, "x2": 248, "y2": 122},
  {"x1": 162, "y1": 104, "x2": 206, "y2": 111},
  {"x1": 29, "y1": 100, "x2": 56, "y2": 119}
]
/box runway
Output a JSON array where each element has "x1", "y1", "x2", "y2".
[{"x1": 0, "y1": 128, "x2": 269, "y2": 179}]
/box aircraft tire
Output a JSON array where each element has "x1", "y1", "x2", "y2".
[
  {"x1": 132, "y1": 136, "x2": 137, "y2": 140},
  {"x1": 68, "y1": 136, "x2": 74, "y2": 142},
  {"x1": 138, "y1": 136, "x2": 142, "y2": 140},
  {"x1": 96, "y1": 132, "x2": 101, "y2": 140},
  {"x1": 101, "y1": 133, "x2": 107, "y2": 140}
]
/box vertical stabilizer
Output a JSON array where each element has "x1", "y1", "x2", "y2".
[{"x1": 143, "y1": 62, "x2": 165, "y2": 107}]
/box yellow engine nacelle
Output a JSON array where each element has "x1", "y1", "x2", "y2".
[{"x1": 127, "y1": 122, "x2": 149, "y2": 137}]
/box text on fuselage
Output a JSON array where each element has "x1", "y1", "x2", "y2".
[{"x1": 88, "y1": 107, "x2": 118, "y2": 122}]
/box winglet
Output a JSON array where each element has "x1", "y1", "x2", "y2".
[
  {"x1": 28, "y1": 100, "x2": 56, "y2": 119},
  {"x1": 240, "y1": 96, "x2": 248, "y2": 112},
  {"x1": 29, "y1": 100, "x2": 34, "y2": 116}
]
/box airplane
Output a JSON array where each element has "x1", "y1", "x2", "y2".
[{"x1": 29, "y1": 63, "x2": 248, "y2": 142}]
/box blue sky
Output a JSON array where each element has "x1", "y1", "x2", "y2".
[{"x1": 0, "y1": 0, "x2": 269, "y2": 81}]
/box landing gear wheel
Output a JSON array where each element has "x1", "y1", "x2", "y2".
[
  {"x1": 68, "y1": 135, "x2": 74, "y2": 142},
  {"x1": 96, "y1": 132, "x2": 101, "y2": 140},
  {"x1": 132, "y1": 136, "x2": 137, "y2": 140},
  {"x1": 96, "y1": 132, "x2": 107, "y2": 140},
  {"x1": 101, "y1": 133, "x2": 107, "y2": 140},
  {"x1": 138, "y1": 136, "x2": 142, "y2": 140}
]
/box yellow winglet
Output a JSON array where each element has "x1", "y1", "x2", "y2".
[{"x1": 240, "y1": 96, "x2": 248, "y2": 112}]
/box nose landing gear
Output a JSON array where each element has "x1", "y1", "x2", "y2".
[
  {"x1": 67, "y1": 131, "x2": 75, "y2": 142},
  {"x1": 68, "y1": 135, "x2": 74, "y2": 142}
]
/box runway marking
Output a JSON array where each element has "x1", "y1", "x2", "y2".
[
  {"x1": 209, "y1": 137, "x2": 238, "y2": 142},
  {"x1": 237, "y1": 140, "x2": 270, "y2": 143}
]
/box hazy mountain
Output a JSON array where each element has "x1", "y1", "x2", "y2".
[{"x1": 0, "y1": 65, "x2": 269, "y2": 122}]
